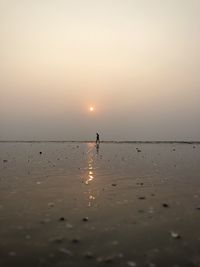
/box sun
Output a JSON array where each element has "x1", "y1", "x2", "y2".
[{"x1": 89, "y1": 107, "x2": 94, "y2": 112}]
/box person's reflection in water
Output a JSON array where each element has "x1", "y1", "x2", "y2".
[{"x1": 96, "y1": 143, "x2": 99, "y2": 154}]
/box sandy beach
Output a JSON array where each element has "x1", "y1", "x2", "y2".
[{"x1": 0, "y1": 142, "x2": 200, "y2": 267}]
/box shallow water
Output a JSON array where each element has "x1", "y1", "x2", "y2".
[{"x1": 0, "y1": 142, "x2": 200, "y2": 267}]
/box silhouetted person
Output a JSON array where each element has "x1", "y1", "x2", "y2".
[{"x1": 96, "y1": 132, "x2": 100, "y2": 144}]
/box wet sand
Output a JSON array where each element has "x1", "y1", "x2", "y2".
[{"x1": 0, "y1": 142, "x2": 200, "y2": 267}]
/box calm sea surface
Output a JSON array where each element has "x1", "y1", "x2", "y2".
[{"x1": 0, "y1": 142, "x2": 200, "y2": 267}]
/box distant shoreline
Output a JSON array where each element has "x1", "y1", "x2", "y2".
[{"x1": 0, "y1": 140, "x2": 200, "y2": 144}]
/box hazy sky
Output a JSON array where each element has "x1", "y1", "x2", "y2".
[{"x1": 1, "y1": 0, "x2": 200, "y2": 141}]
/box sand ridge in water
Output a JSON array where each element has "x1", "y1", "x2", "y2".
[{"x1": 0, "y1": 142, "x2": 200, "y2": 267}]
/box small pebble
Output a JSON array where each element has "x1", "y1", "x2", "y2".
[
  {"x1": 59, "y1": 217, "x2": 65, "y2": 221},
  {"x1": 170, "y1": 231, "x2": 181, "y2": 239},
  {"x1": 39, "y1": 152, "x2": 42, "y2": 154},
  {"x1": 127, "y1": 261, "x2": 136, "y2": 267},
  {"x1": 3, "y1": 159, "x2": 8, "y2": 163},
  {"x1": 112, "y1": 183, "x2": 117, "y2": 187},
  {"x1": 162, "y1": 203, "x2": 169, "y2": 208},
  {"x1": 58, "y1": 248, "x2": 72, "y2": 256},
  {"x1": 82, "y1": 217, "x2": 89, "y2": 222},
  {"x1": 71, "y1": 238, "x2": 80, "y2": 243},
  {"x1": 66, "y1": 223, "x2": 73, "y2": 229},
  {"x1": 138, "y1": 196, "x2": 146, "y2": 200},
  {"x1": 48, "y1": 202, "x2": 54, "y2": 208}
]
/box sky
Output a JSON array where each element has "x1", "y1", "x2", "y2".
[{"x1": 1, "y1": 0, "x2": 200, "y2": 141}]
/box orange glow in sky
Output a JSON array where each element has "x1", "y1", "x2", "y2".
[{"x1": 1, "y1": 1, "x2": 200, "y2": 141}]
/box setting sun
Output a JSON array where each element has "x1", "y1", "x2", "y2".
[{"x1": 89, "y1": 107, "x2": 94, "y2": 112}]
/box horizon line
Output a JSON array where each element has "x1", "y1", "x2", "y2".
[{"x1": 0, "y1": 140, "x2": 200, "y2": 144}]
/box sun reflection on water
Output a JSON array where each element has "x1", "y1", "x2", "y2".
[{"x1": 83, "y1": 143, "x2": 99, "y2": 206}]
